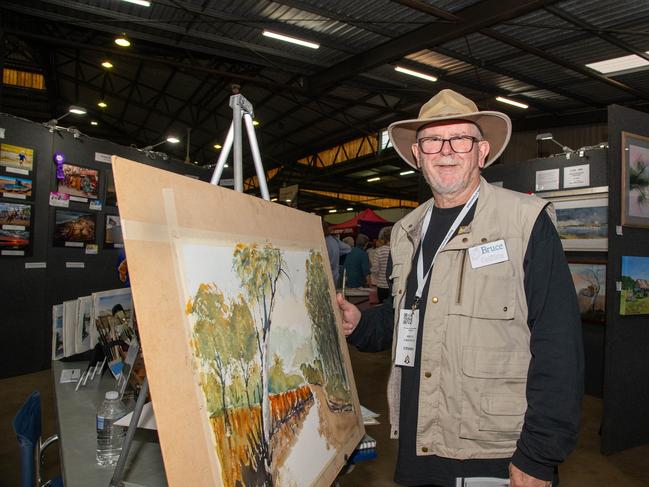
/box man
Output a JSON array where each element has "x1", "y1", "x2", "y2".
[
  {"x1": 344, "y1": 233, "x2": 371, "y2": 287},
  {"x1": 323, "y1": 220, "x2": 351, "y2": 286},
  {"x1": 337, "y1": 89, "x2": 583, "y2": 487}
]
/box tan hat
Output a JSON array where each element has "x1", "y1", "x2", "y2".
[{"x1": 387, "y1": 89, "x2": 511, "y2": 169}]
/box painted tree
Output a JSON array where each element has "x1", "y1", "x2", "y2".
[
  {"x1": 230, "y1": 295, "x2": 259, "y2": 409},
  {"x1": 630, "y1": 158, "x2": 649, "y2": 207},
  {"x1": 232, "y1": 242, "x2": 287, "y2": 478},
  {"x1": 304, "y1": 251, "x2": 350, "y2": 402},
  {"x1": 187, "y1": 283, "x2": 235, "y2": 432}
]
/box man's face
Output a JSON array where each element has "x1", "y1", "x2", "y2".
[{"x1": 412, "y1": 121, "x2": 490, "y2": 197}]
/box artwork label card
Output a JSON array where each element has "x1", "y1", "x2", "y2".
[
  {"x1": 535, "y1": 168, "x2": 560, "y2": 192},
  {"x1": 563, "y1": 164, "x2": 590, "y2": 189},
  {"x1": 49, "y1": 192, "x2": 70, "y2": 207}
]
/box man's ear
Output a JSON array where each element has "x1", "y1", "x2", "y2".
[
  {"x1": 412, "y1": 143, "x2": 421, "y2": 168},
  {"x1": 477, "y1": 140, "x2": 490, "y2": 169}
]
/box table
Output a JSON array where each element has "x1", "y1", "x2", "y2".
[{"x1": 52, "y1": 361, "x2": 167, "y2": 487}]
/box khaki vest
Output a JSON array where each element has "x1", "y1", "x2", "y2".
[{"x1": 387, "y1": 177, "x2": 549, "y2": 459}]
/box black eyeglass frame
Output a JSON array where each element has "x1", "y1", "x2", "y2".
[{"x1": 415, "y1": 135, "x2": 483, "y2": 154}]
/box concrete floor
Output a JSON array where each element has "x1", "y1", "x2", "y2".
[{"x1": 2, "y1": 347, "x2": 649, "y2": 486}]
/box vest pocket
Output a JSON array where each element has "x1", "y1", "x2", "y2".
[
  {"x1": 459, "y1": 348, "x2": 528, "y2": 442},
  {"x1": 449, "y1": 273, "x2": 515, "y2": 320}
]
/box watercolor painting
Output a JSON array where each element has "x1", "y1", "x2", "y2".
[
  {"x1": 620, "y1": 256, "x2": 649, "y2": 316},
  {"x1": 104, "y1": 215, "x2": 123, "y2": 248},
  {"x1": 0, "y1": 175, "x2": 33, "y2": 198},
  {"x1": 551, "y1": 195, "x2": 608, "y2": 251},
  {"x1": 53, "y1": 210, "x2": 96, "y2": 246},
  {"x1": 180, "y1": 241, "x2": 353, "y2": 487},
  {"x1": 111, "y1": 156, "x2": 362, "y2": 487},
  {"x1": 52, "y1": 304, "x2": 64, "y2": 360},
  {"x1": 58, "y1": 163, "x2": 99, "y2": 199},
  {"x1": 0, "y1": 202, "x2": 31, "y2": 227},
  {"x1": 621, "y1": 132, "x2": 649, "y2": 228},
  {"x1": 0, "y1": 143, "x2": 34, "y2": 172},
  {"x1": 568, "y1": 262, "x2": 606, "y2": 323}
]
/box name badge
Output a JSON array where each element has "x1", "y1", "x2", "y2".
[
  {"x1": 394, "y1": 309, "x2": 419, "y2": 367},
  {"x1": 468, "y1": 239, "x2": 509, "y2": 269}
]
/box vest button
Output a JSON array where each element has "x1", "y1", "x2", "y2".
[
  {"x1": 422, "y1": 447, "x2": 429, "y2": 453},
  {"x1": 398, "y1": 290, "x2": 403, "y2": 294},
  {"x1": 481, "y1": 237, "x2": 488, "y2": 243},
  {"x1": 503, "y1": 306, "x2": 508, "y2": 312},
  {"x1": 424, "y1": 371, "x2": 431, "y2": 378},
  {"x1": 432, "y1": 296, "x2": 438, "y2": 303},
  {"x1": 462, "y1": 237, "x2": 468, "y2": 243}
]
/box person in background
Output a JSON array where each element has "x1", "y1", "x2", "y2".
[
  {"x1": 323, "y1": 220, "x2": 351, "y2": 286},
  {"x1": 371, "y1": 226, "x2": 392, "y2": 302},
  {"x1": 366, "y1": 238, "x2": 378, "y2": 275},
  {"x1": 336, "y1": 89, "x2": 583, "y2": 487},
  {"x1": 343, "y1": 233, "x2": 371, "y2": 288}
]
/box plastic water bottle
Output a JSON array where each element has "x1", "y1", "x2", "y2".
[{"x1": 96, "y1": 390, "x2": 127, "y2": 466}]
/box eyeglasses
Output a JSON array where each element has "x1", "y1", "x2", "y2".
[{"x1": 416, "y1": 135, "x2": 482, "y2": 154}]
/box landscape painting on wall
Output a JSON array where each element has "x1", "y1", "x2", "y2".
[
  {"x1": 620, "y1": 255, "x2": 649, "y2": 316},
  {"x1": 0, "y1": 202, "x2": 31, "y2": 228},
  {"x1": 551, "y1": 194, "x2": 608, "y2": 251},
  {"x1": 0, "y1": 175, "x2": 33, "y2": 199},
  {"x1": 568, "y1": 261, "x2": 606, "y2": 323},
  {"x1": 621, "y1": 131, "x2": 649, "y2": 228},
  {"x1": 53, "y1": 210, "x2": 96, "y2": 247},
  {"x1": 0, "y1": 143, "x2": 34, "y2": 172},
  {"x1": 112, "y1": 156, "x2": 363, "y2": 487}
]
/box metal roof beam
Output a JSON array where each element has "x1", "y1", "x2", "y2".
[{"x1": 307, "y1": 0, "x2": 561, "y2": 93}]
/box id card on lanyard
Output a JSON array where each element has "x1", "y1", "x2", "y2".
[{"x1": 394, "y1": 187, "x2": 480, "y2": 367}]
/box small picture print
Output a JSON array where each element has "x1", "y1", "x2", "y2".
[
  {"x1": 104, "y1": 215, "x2": 123, "y2": 248},
  {"x1": 620, "y1": 255, "x2": 649, "y2": 316},
  {"x1": 53, "y1": 210, "x2": 96, "y2": 247},
  {"x1": 0, "y1": 202, "x2": 31, "y2": 228},
  {"x1": 0, "y1": 174, "x2": 33, "y2": 199},
  {"x1": 58, "y1": 164, "x2": 100, "y2": 199},
  {"x1": 0, "y1": 144, "x2": 34, "y2": 172}
]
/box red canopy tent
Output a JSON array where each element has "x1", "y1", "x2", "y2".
[{"x1": 330, "y1": 209, "x2": 390, "y2": 239}]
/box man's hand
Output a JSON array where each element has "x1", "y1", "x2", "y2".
[
  {"x1": 336, "y1": 293, "x2": 361, "y2": 336},
  {"x1": 509, "y1": 463, "x2": 551, "y2": 487}
]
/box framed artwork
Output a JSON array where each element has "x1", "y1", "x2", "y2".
[
  {"x1": 75, "y1": 295, "x2": 93, "y2": 354},
  {"x1": 53, "y1": 209, "x2": 96, "y2": 247},
  {"x1": 620, "y1": 255, "x2": 649, "y2": 316},
  {"x1": 0, "y1": 143, "x2": 34, "y2": 173},
  {"x1": 58, "y1": 163, "x2": 100, "y2": 200},
  {"x1": 568, "y1": 261, "x2": 606, "y2": 324},
  {"x1": 549, "y1": 193, "x2": 608, "y2": 251},
  {"x1": 621, "y1": 131, "x2": 649, "y2": 228},
  {"x1": 92, "y1": 288, "x2": 134, "y2": 331},
  {"x1": 0, "y1": 174, "x2": 33, "y2": 200},
  {"x1": 104, "y1": 214, "x2": 123, "y2": 248},
  {"x1": 52, "y1": 304, "x2": 64, "y2": 360},
  {"x1": 112, "y1": 156, "x2": 363, "y2": 487},
  {"x1": 105, "y1": 171, "x2": 117, "y2": 207}
]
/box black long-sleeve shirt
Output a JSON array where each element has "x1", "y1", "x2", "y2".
[{"x1": 348, "y1": 207, "x2": 584, "y2": 487}]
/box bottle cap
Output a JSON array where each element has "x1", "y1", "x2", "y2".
[{"x1": 105, "y1": 391, "x2": 119, "y2": 400}]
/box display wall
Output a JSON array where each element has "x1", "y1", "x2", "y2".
[
  {"x1": 0, "y1": 113, "x2": 208, "y2": 378},
  {"x1": 601, "y1": 105, "x2": 649, "y2": 455}
]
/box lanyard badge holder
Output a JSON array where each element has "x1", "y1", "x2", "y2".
[{"x1": 394, "y1": 188, "x2": 479, "y2": 367}]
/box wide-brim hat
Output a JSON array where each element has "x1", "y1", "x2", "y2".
[{"x1": 388, "y1": 89, "x2": 512, "y2": 169}]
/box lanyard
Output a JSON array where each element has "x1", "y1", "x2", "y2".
[{"x1": 412, "y1": 186, "x2": 480, "y2": 310}]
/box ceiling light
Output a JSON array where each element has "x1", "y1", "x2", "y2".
[
  {"x1": 213, "y1": 143, "x2": 222, "y2": 149},
  {"x1": 224, "y1": 163, "x2": 229, "y2": 168},
  {"x1": 367, "y1": 176, "x2": 381, "y2": 182},
  {"x1": 68, "y1": 105, "x2": 87, "y2": 115},
  {"x1": 90, "y1": 121, "x2": 99, "y2": 126},
  {"x1": 114, "y1": 34, "x2": 131, "y2": 47},
  {"x1": 101, "y1": 60, "x2": 114, "y2": 69},
  {"x1": 262, "y1": 30, "x2": 319, "y2": 49},
  {"x1": 346, "y1": 207, "x2": 353, "y2": 211},
  {"x1": 395, "y1": 66, "x2": 438, "y2": 83},
  {"x1": 496, "y1": 96, "x2": 528, "y2": 109},
  {"x1": 328, "y1": 209, "x2": 337, "y2": 213},
  {"x1": 166, "y1": 136, "x2": 180, "y2": 144},
  {"x1": 97, "y1": 101, "x2": 108, "y2": 108},
  {"x1": 271, "y1": 197, "x2": 278, "y2": 202},
  {"x1": 285, "y1": 199, "x2": 291, "y2": 203},
  {"x1": 586, "y1": 53, "x2": 649, "y2": 75},
  {"x1": 400, "y1": 170, "x2": 415, "y2": 176},
  {"x1": 252, "y1": 120, "x2": 260, "y2": 126},
  {"x1": 121, "y1": 0, "x2": 151, "y2": 6}
]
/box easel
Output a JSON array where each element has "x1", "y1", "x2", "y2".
[{"x1": 109, "y1": 89, "x2": 269, "y2": 487}]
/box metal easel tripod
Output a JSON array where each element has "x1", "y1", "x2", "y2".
[
  {"x1": 109, "y1": 89, "x2": 269, "y2": 487},
  {"x1": 210, "y1": 88, "x2": 270, "y2": 200}
]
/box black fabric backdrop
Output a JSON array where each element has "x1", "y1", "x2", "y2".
[{"x1": 0, "y1": 114, "x2": 207, "y2": 378}]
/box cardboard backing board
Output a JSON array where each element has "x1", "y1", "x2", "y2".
[{"x1": 112, "y1": 156, "x2": 364, "y2": 487}]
